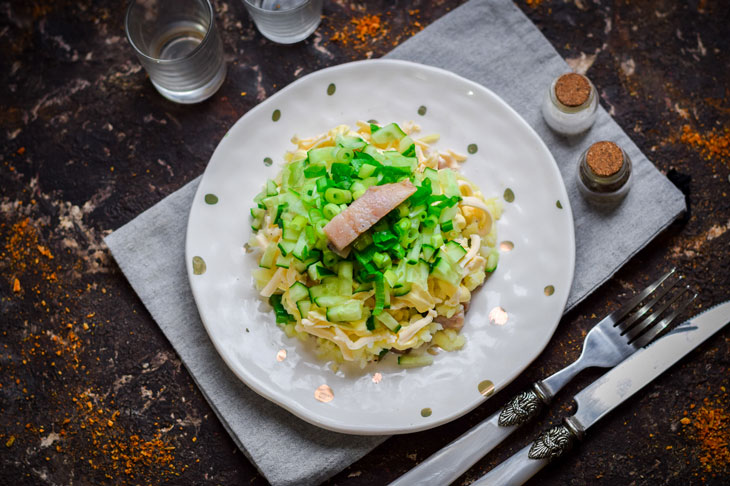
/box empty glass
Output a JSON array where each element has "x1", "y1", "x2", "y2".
[
  {"x1": 244, "y1": 0, "x2": 323, "y2": 44},
  {"x1": 125, "y1": 0, "x2": 227, "y2": 104}
]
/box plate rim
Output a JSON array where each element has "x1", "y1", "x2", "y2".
[{"x1": 185, "y1": 58, "x2": 576, "y2": 435}]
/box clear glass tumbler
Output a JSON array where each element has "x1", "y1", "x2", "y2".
[
  {"x1": 244, "y1": 0, "x2": 323, "y2": 44},
  {"x1": 125, "y1": 0, "x2": 227, "y2": 104}
]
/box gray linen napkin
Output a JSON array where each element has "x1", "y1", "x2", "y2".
[{"x1": 105, "y1": 0, "x2": 685, "y2": 485}]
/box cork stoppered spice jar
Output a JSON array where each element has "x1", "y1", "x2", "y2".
[
  {"x1": 542, "y1": 72, "x2": 598, "y2": 136},
  {"x1": 577, "y1": 141, "x2": 632, "y2": 205}
]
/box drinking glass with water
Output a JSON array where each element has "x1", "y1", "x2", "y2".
[
  {"x1": 244, "y1": 0, "x2": 323, "y2": 44},
  {"x1": 125, "y1": 0, "x2": 226, "y2": 104}
]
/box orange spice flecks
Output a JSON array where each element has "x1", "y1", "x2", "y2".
[
  {"x1": 679, "y1": 124, "x2": 730, "y2": 164},
  {"x1": 37, "y1": 245, "x2": 54, "y2": 259},
  {"x1": 681, "y1": 395, "x2": 730, "y2": 476},
  {"x1": 0, "y1": 211, "x2": 188, "y2": 481},
  {"x1": 352, "y1": 14, "x2": 382, "y2": 43},
  {"x1": 65, "y1": 391, "x2": 179, "y2": 478},
  {"x1": 330, "y1": 14, "x2": 386, "y2": 50},
  {"x1": 328, "y1": 11, "x2": 424, "y2": 55}
]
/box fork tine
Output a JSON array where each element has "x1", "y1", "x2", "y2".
[
  {"x1": 616, "y1": 276, "x2": 683, "y2": 333},
  {"x1": 624, "y1": 286, "x2": 689, "y2": 342},
  {"x1": 606, "y1": 268, "x2": 676, "y2": 326},
  {"x1": 632, "y1": 290, "x2": 698, "y2": 347}
]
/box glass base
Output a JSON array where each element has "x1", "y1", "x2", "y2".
[
  {"x1": 151, "y1": 61, "x2": 227, "y2": 104},
  {"x1": 246, "y1": 0, "x2": 323, "y2": 44},
  {"x1": 255, "y1": 17, "x2": 320, "y2": 44}
]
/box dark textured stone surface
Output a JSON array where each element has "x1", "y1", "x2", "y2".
[{"x1": 1, "y1": 1, "x2": 728, "y2": 485}]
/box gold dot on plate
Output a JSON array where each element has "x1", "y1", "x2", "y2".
[
  {"x1": 276, "y1": 349, "x2": 287, "y2": 362},
  {"x1": 372, "y1": 372, "x2": 382, "y2": 384},
  {"x1": 421, "y1": 408, "x2": 432, "y2": 417},
  {"x1": 478, "y1": 380, "x2": 495, "y2": 397},
  {"x1": 314, "y1": 384, "x2": 334, "y2": 403},
  {"x1": 192, "y1": 256, "x2": 206, "y2": 275},
  {"x1": 544, "y1": 285, "x2": 555, "y2": 296},
  {"x1": 499, "y1": 241, "x2": 514, "y2": 252},
  {"x1": 503, "y1": 188, "x2": 515, "y2": 203},
  {"x1": 489, "y1": 306, "x2": 508, "y2": 326}
]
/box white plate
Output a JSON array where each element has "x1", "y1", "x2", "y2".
[{"x1": 186, "y1": 60, "x2": 575, "y2": 435}]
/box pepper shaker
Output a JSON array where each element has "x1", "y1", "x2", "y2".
[
  {"x1": 542, "y1": 73, "x2": 598, "y2": 136},
  {"x1": 576, "y1": 141, "x2": 632, "y2": 206}
]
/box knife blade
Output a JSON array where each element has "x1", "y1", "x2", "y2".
[{"x1": 472, "y1": 300, "x2": 730, "y2": 486}]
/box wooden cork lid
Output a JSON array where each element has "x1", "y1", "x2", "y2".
[
  {"x1": 555, "y1": 73, "x2": 591, "y2": 107},
  {"x1": 586, "y1": 141, "x2": 624, "y2": 177}
]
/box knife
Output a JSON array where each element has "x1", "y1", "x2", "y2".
[{"x1": 472, "y1": 300, "x2": 730, "y2": 486}]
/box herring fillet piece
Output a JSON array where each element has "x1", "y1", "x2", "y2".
[{"x1": 324, "y1": 180, "x2": 417, "y2": 251}]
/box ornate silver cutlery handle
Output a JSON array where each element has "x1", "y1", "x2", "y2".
[
  {"x1": 470, "y1": 419, "x2": 582, "y2": 486},
  {"x1": 387, "y1": 383, "x2": 551, "y2": 486}
]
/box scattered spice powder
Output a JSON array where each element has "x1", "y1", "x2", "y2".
[
  {"x1": 330, "y1": 13, "x2": 387, "y2": 51},
  {"x1": 328, "y1": 10, "x2": 424, "y2": 56},
  {"x1": 351, "y1": 14, "x2": 382, "y2": 43},
  {"x1": 1, "y1": 214, "x2": 188, "y2": 482},
  {"x1": 68, "y1": 391, "x2": 179, "y2": 478},
  {"x1": 680, "y1": 124, "x2": 730, "y2": 164},
  {"x1": 682, "y1": 395, "x2": 730, "y2": 477}
]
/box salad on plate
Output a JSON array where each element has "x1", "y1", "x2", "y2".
[{"x1": 249, "y1": 121, "x2": 502, "y2": 369}]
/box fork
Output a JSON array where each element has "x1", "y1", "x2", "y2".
[{"x1": 389, "y1": 268, "x2": 694, "y2": 486}]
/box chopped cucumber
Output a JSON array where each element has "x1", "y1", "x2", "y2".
[
  {"x1": 423, "y1": 167, "x2": 440, "y2": 195},
  {"x1": 439, "y1": 169, "x2": 460, "y2": 197},
  {"x1": 277, "y1": 240, "x2": 295, "y2": 257},
  {"x1": 265, "y1": 179, "x2": 278, "y2": 196},
  {"x1": 288, "y1": 281, "x2": 310, "y2": 302},
  {"x1": 275, "y1": 254, "x2": 291, "y2": 268},
  {"x1": 308, "y1": 263, "x2": 334, "y2": 281},
  {"x1": 370, "y1": 122, "x2": 407, "y2": 146},
  {"x1": 486, "y1": 249, "x2": 499, "y2": 272},
  {"x1": 335, "y1": 134, "x2": 367, "y2": 150},
  {"x1": 421, "y1": 244, "x2": 436, "y2": 262},
  {"x1": 443, "y1": 240, "x2": 467, "y2": 261},
  {"x1": 392, "y1": 283, "x2": 412, "y2": 296},
  {"x1": 308, "y1": 147, "x2": 335, "y2": 166},
  {"x1": 375, "y1": 312, "x2": 401, "y2": 333},
  {"x1": 259, "y1": 244, "x2": 277, "y2": 269},
  {"x1": 292, "y1": 231, "x2": 310, "y2": 261},
  {"x1": 431, "y1": 255, "x2": 462, "y2": 288},
  {"x1": 315, "y1": 295, "x2": 348, "y2": 307},
  {"x1": 326, "y1": 300, "x2": 364, "y2": 322},
  {"x1": 281, "y1": 222, "x2": 301, "y2": 242},
  {"x1": 296, "y1": 300, "x2": 312, "y2": 319},
  {"x1": 398, "y1": 135, "x2": 415, "y2": 155},
  {"x1": 338, "y1": 261, "x2": 353, "y2": 296},
  {"x1": 357, "y1": 163, "x2": 378, "y2": 179}
]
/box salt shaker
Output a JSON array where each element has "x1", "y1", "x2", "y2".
[
  {"x1": 542, "y1": 73, "x2": 598, "y2": 135},
  {"x1": 576, "y1": 141, "x2": 632, "y2": 206}
]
